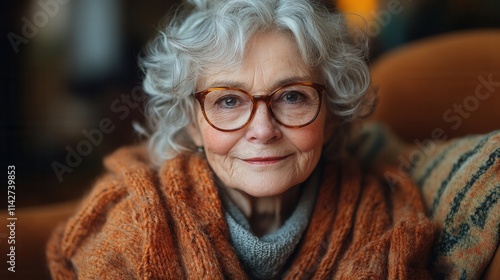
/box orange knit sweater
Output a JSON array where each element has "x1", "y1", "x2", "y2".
[{"x1": 47, "y1": 145, "x2": 436, "y2": 279}]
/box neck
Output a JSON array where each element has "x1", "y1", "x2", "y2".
[{"x1": 221, "y1": 185, "x2": 302, "y2": 237}]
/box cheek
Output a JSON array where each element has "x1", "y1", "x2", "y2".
[
  {"x1": 199, "y1": 122, "x2": 241, "y2": 155},
  {"x1": 290, "y1": 111, "x2": 327, "y2": 153},
  {"x1": 291, "y1": 124, "x2": 325, "y2": 152}
]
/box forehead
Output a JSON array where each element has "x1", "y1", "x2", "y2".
[{"x1": 197, "y1": 31, "x2": 315, "y2": 91}]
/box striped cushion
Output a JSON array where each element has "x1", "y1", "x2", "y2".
[{"x1": 348, "y1": 122, "x2": 500, "y2": 279}]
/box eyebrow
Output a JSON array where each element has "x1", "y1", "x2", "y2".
[{"x1": 206, "y1": 76, "x2": 315, "y2": 92}]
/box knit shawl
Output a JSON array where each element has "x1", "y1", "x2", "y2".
[{"x1": 47, "y1": 146, "x2": 436, "y2": 279}]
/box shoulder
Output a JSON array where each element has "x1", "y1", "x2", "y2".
[{"x1": 47, "y1": 144, "x2": 173, "y2": 278}]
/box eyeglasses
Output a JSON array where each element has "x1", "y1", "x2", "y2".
[{"x1": 194, "y1": 81, "x2": 325, "y2": 132}]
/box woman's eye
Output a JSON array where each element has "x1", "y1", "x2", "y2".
[
  {"x1": 215, "y1": 96, "x2": 240, "y2": 108},
  {"x1": 281, "y1": 91, "x2": 305, "y2": 103}
]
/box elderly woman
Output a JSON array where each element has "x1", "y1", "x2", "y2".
[{"x1": 47, "y1": 0, "x2": 437, "y2": 278}]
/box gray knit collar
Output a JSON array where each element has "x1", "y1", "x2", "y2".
[{"x1": 219, "y1": 168, "x2": 320, "y2": 279}]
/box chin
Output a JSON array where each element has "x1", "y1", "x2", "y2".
[{"x1": 236, "y1": 181, "x2": 296, "y2": 198}]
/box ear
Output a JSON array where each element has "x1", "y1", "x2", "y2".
[{"x1": 186, "y1": 122, "x2": 204, "y2": 147}]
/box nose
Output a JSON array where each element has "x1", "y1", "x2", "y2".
[{"x1": 245, "y1": 102, "x2": 282, "y2": 143}]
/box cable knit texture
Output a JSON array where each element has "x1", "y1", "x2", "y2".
[{"x1": 47, "y1": 145, "x2": 436, "y2": 279}]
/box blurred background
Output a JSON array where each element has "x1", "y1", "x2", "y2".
[
  {"x1": 2, "y1": 0, "x2": 179, "y2": 207},
  {"x1": 0, "y1": 0, "x2": 499, "y2": 277}
]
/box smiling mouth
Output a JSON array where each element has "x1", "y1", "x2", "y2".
[{"x1": 242, "y1": 155, "x2": 290, "y2": 165}]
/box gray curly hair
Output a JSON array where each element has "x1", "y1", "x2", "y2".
[{"x1": 140, "y1": 0, "x2": 374, "y2": 166}]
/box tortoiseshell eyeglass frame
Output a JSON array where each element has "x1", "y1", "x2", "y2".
[{"x1": 194, "y1": 81, "x2": 326, "y2": 132}]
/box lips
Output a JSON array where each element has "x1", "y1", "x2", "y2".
[{"x1": 242, "y1": 155, "x2": 290, "y2": 165}]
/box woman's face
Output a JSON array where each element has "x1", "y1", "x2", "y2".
[{"x1": 189, "y1": 31, "x2": 332, "y2": 197}]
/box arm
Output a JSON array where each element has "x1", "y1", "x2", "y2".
[{"x1": 348, "y1": 122, "x2": 500, "y2": 279}]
